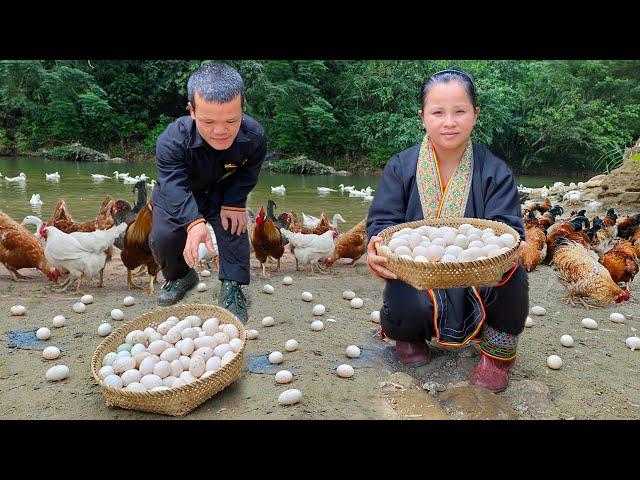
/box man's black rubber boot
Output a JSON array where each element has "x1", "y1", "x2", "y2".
[
  {"x1": 219, "y1": 279, "x2": 248, "y2": 323},
  {"x1": 158, "y1": 268, "x2": 199, "y2": 306}
]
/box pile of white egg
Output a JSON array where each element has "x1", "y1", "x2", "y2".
[
  {"x1": 379, "y1": 224, "x2": 516, "y2": 263},
  {"x1": 98, "y1": 314, "x2": 243, "y2": 392}
]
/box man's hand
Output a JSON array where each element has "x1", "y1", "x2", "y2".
[
  {"x1": 220, "y1": 208, "x2": 248, "y2": 236},
  {"x1": 183, "y1": 222, "x2": 215, "y2": 268},
  {"x1": 366, "y1": 236, "x2": 398, "y2": 281}
]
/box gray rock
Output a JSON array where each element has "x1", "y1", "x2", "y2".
[
  {"x1": 438, "y1": 385, "x2": 519, "y2": 420},
  {"x1": 501, "y1": 379, "x2": 560, "y2": 420}
]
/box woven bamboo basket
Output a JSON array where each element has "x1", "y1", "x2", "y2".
[
  {"x1": 375, "y1": 218, "x2": 520, "y2": 290},
  {"x1": 90, "y1": 304, "x2": 245, "y2": 417}
]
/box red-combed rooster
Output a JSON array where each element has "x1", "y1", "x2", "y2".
[{"x1": 251, "y1": 206, "x2": 285, "y2": 277}]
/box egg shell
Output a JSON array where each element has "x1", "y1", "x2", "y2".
[
  {"x1": 425, "y1": 244, "x2": 446, "y2": 261},
  {"x1": 282, "y1": 276, "x2": 293, "y2": 285},
  {"x1": 139, "y1": 356, "x2": 160, "y2": 376},
  {"x1": 482, "y1": 228, "x2": 495, "y2": 236},
  {"x1": 165, "y1": 327, "x2": 182, "y2": 344},
  {"x1": 140, "y1": 374, "x2": 163, "y2": 390},
  {"x1": 202, "y1": 317, "x2": 220, "y2": 335},
  {"x1": 269, "y1": 351, "x2": 284, "y2": 364},
  {"x1": 128, "y1": 343, "x2": 144, "y2": 358},
  {"x1": 486, "y1": 236, "x2": 505, "y2": 248},
  {"x1": 310, "y1": 320, "x2": 324, "y2": 331},
  {"x1": 246, "y1": 329, "x2": 259, "y2": 340},
  {"x1": 80, "y1": 294, "x2": 94, "y2": 305},
  {"x1": 171, "y1": 378, "x2": 186, "y2": 388},
  {"x1": 407, "y1": 232, "x2": 424, "y2": 249},
  {"x1": 312, "y1": 304, "x2": 326, "y2": 316},
  {"x1": 179, "y1": 371, "x2": 197, "y2": 384},
  {"x1": 581, "y1": 318, "x2": 598, "y2": 329},
  {"x1": 214, "y1": 344, "x2": 232, "y2": 358},
  {"x1": 117, "y1": 343, "x2": 133, "y2": 353},
  {"x1": 525, "y1": 316, "x2": 535, "y2": 327},
  {"x1": 194, "y1": 336, "x2": 216, "y2": 350},
  {"x1": 98, "y1": 366, "x2": 114, "y2": 380},
  {"x1": 610, "y1": 313, "x2": 626, "y2": 324},
  {"x1": 187, "y1": 355, "x2": 205, "y2": 378},
  {"x1": 221, "y1": 324, "x2": 239, "y2": 340},
  {"x1": 278, "y1": 389, "x2": 302, "y2": 405},
  {"x1": 121, "y1": 369, "x2": 142, "y2": 386},
  {"x1": 179, "y1": 356, "x2": 191, "y2": 370},
  {"x1": 123, "y1": 296, "x2": 135, "y2": 306},
  {"x1": 625, "y1": 337, "x2": 640, "y2": 351},
  {"x1": 113, "y1": 356, "x2": 136, "y2": 374},
  {"x1": 157, "y1": 321, "x2": 171, "y2": 335},
  {"x1": 445, "y1": 245, "x2": 464, "y2": 257},
  {"x1": 481, "y1": 244, "x2": 500, "y2": 257},
  {"x1": 371, "y1": 311, "x2": 380, "y2": 323},
  {"x1": 159, "y1": 347, "x2": 180, "y2": 363},
  {"x1": 388, "y1": 237, "x2": 409, "y2": 252},
  {"x1": 531, "y1": 306, "x2": 546, "y2": 316},
  {"x1": 97, "y1": 323, "x2": 112, "y2": 337},
  {"x1": 170, "y1": 359, "x2": 184, "y2": 377},
  {"x1": 110, "y1": 309, "x2": 124, "y2": 321},
  {"x1": 440, "y1": 254, "x2": 458, "y2": 263},
  {"x1": 10, "y1": 305, "x2": 26, "y2": 316},
  {"x1": 52, "y1": 315, "x2": 65, "y2": 328},
  {"x1": 560, "y1": 335, "x2": 574, "y2": 347},
  {"x1": 197, "y1": 282, "x2": 207, "y2": 292},
  {"x1": 102, "y1": 352, "x2": 118, "y2": 367},
  {"x1": 143, "y1": 327, "x2": 158, "y2": 337},
  {"x1": 346, "y1": 345, "x2": 361, "y2": 358},
  {"x1": 162, "y1": 376, "x2": 177, "y2": 388},
  {"x1": 125, "y1": 330, "x2": 147, "y2": 346},
  {"x1": 431, "y1": 237, "x2": 447, "y2": 247},
  {"x1": 193, "y1": 347, "x2": 215, "y2": 361},
  {"x1": 175, "y1": 338, "x2": 192, "y2": 357},
  {"x1": 411, "y1": 246, "x2": 430, "y2": 258},
  {"x1": 394, "y1": 245, "x2": 412, "y2": 257},
  {"x1": 133, "y1": 352, "x2": 152, "y2": 368},
  {"x1": 468, "y1": 228, "x2": 482, "y2": 237},
  {"x1": 301, "y1": 292, "x2": 313, "y2": 302},
  {"x1": 275, "y1": 370, "x2": 293, "y2": 384},
  {"x1": 547, "y1": 355, "x2": 563, "y2": 370},
  {"x1": 212, "y1": 332, "x2": 230, "y2": 346},
  {"x1": 285, "y1": 339, "x2": 298, "y2": 352},
  {"x1": 229, "y1": 338, "x2": 243, "y2": 353},
  {"x1": 467, "y1": 234, "x2": 481, "y2": 243},
  {"x1": 174, "y1": 319, "x2": 192, "y2": 332},
  {"x1": 36, "y1": 327, "x2": 51, "y2": 340},
  {"x1": 181, "y1": 327, "x2": 198, "y2": 340},
  {"x1": 147, "y1": 340, "x2": 168, "y2": 355},
  {"x1": 103, "y1": 374, "x2": 123, "y2": 389},
  {"x1": 206, "y1": 356, "x2": 222, "y2": 372},
  {"x1": 350, "y1": 298, "x2": 364, "y2": 309},
  {"x1": 221, "y1": 351, "x2": 235, "y2": 367},
  {"x1": 263, "y1": 284, "x2": 275, "y2": 294},
  {"x1": 125, "y1": 382, "x2": 146, "y2": 392},
  {"x1": 200, "y1": 270, "x2": 211, "y2": 277},
  {"x1": 468, "y1": 240, "x2": 485, "y2": 249},
  {"x1": 43, "y1": 346, "x2": 61, "y2": 360},
  {"x1": 342, "y1": 290, "x2": 356, "y2": 300},
  {"x1": 165, "y1": 316, "x2": 179, "y2": 326},
  {"x1": 116, "y1": 350, "x2": 132, "y2": 359},
  {"x1": 261, "y1": 316, "x2": 275, "y2": 327},
  {"x1": 457, "y1": 224, "x2": 473, "y2": 234},
  {"x1": 337, "y1": 364, "x2": 355, "y2": 378}
]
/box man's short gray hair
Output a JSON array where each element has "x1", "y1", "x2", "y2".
[{"x1": 187, "y1": 63, "x2": 245, "y2": 108}]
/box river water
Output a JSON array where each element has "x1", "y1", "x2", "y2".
[{"x1": 0, "y1": 156, "x2": 585, "y2": 231}]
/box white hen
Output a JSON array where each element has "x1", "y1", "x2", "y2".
[
  {"x1": 280, "y1": 228, "x2": 337, "y2": 273},
  {"x1": 40, "y1": 223, "x2": 127, "y2": 292}
]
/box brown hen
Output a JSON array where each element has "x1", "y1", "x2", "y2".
[
  {"x1": 600, "y1": 240, "x2": 639, "y2": 289},
  {"x1": 251, "y1": 206, "x2": 285, "y2": 277},
  {"x1": 323, "y1": 218, "x2": 367, "y2": 267}
]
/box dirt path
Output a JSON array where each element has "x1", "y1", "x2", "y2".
[{"x1": 1, "y1": 251, "x2": 639, "y2": 420}]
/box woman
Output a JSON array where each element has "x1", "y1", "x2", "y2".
[{"x1": 366, "y1": 69, "x2": 529, "y2": 393}]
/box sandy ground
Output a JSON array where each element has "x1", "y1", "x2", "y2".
[{"x1": 1, "y1": 248, "x2": 639, "y2": 420}]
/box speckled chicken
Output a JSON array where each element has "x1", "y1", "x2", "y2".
[{"x1": 552, "y1": 238, "x2": 631, "y2": 308}]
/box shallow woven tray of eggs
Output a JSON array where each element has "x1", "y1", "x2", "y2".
[{"x1": 378, "y1": 223, "x2": 517, "y2": 263}]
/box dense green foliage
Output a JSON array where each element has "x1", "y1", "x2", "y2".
[{"x1": 1, "y1": 59, "x2": 638, "y2": 171}]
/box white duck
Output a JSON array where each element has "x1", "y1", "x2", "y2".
[
  {"x1": 123, "y1": 175, "x2": 141, "y2": 185},
  {"x1": 562, "y1": 190, "x2": 582, "y2": 205},
  {"x1": 21, "y1": 215, "x2": 45, "y2": 245},
  {"x1": 363, "y1": 194, "x2": 374, "y2": 202},
  {"x1": 113, "y1": 171, "x2": 129, "y2": 179},
  {"x1": 5, "y1": 172, "x2": 26, "y2": 183},
  {"x1": 30, "y1": 193, "x2": 43, "y2": 205},
  {"x1": 45, "y1": 172, "x2": 60, "y2": 181},
  {"x1": 271, "y1": 184, "x2": 286, "y2": 194},
  {"x1": 302, "y1": 212, "x2": 346, "y2": 229},
  {"x1": 91, "y1": 173, "x2": 111, "y2": 180},
  {"x1": 317, "y1": 186, "x2": 337, "y2": 193},
  {"x1": 348, "y1": 189, "x2": 368, "y2": 197},
  {"x1": 339, "y1": 183, "x2": 355, "y2": 193}
]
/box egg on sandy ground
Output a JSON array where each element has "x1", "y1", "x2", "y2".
[
  {"x1": 547, "y1": 355, "x2": 563, "y2": 370},
  {"x1": 350, "y1": 298, "x2": 363, "y2": 309},
  {"x1": 310, "y1": 320, "x2": 324, "y2": 331},
  {"x1": 81, "y1": 294, "x2": 94, "y2": 304},
  {"x1": 525, "y1": 316, "x2": 535, "y2": 327},
  {"x1": 111, "y1": 309, "x2": 124, "y2": 321},
  {"x1": 36, "y1": 327, "x2": 51, "y2": 340},
  {"x1": 312, "y1": 304, "x2": 326, "y2": 316},
  {"x1": 275, "y1": 370, "x2": 293, "y2": 384},
  {"x1": 123, "y1": 296, "x2": 135, "y2": 306},
  {"x1": 371, "y1": 311, "x2": 380, "y2": 323},
  {"x1": 52, "y1": 315, "x2": 65, "y2": 328},
  {"x1": 261, "y1": 316, "x2": 275, "y2": 327},
  {"x1": 285, "y1": 339, "x2": 298, "y2": 352},
  {"x1": 346, "y1": 345, "x2": 361, "y2": 358},
  {"x1": 10, "y1": 305, "x2": 27, "y2": 316},
  {"x1": 278, "y1": 389, "x2": 302, "y2": 405},
  {"x1": 336, "y1": 364, "x2": 354, "y2": 378},
  {"x1": 197, "y1": 282, "x2": 207, "y2": 292},
  {"x1": 200, "y1": 270, "x2": 211, "y2": 277},
  {"x1": 560, "y1": 335, "x2": 574, "y2": 347},
  {"x1": 246, "y1": 329, "x2": 259, "y2": 339},
  {"x1": 72, "y1": 302, "x2": 86, "y2": 313},
  {"x1": 610, "y1": 313, "x2": 625, "y2": 324},
  {"x1": 531, "y1": 306, "x2": 546, "y2": 316},
  {"x1": 301, "y1": 291, "x2": 313, "y2": 302},
  {"x1": 263, "y1": 284, "x2": 275, "y2": 294},
  {"x1": 282, "y1": 276, "x2": 293, "y2": 285},
  {"x1": 46, "y1": 365, "x2": 69, "y2": 381},
  {"x1": 268, "y1": 351, "x2": 284, "y2": 364},
  {"x1": 342, "y1": 290, "x2": 356, "y2": 300},
  {"x1": 581, "y1": 318, "x2": 598, "y2": 329},
  {"x1": 43, "y1": 346, "x2": 61, "y2": 360},
  {"x1": 98, "y1": 323, "x2": 112, "y2": 337}
]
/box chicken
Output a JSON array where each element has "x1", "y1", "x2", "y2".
[
  {"x1": 0, "y1": 210, "x2": 59, "y2": 283},
  {"x1": 284, "y1": 211, "x2": 337, "y2": 236},
  {"x1": 523, "y1": 197, "x2": 552, "y2": 215},
  {"x1": 50, "y1": 196, "x2": 115, "y2": 233},
  {"x1": 39, "y1": 222, "x2": 127, "y2": 293},
  {"x1": 323, "y1": 218, "x2": 367, "y2": 268},
  {"x1": 601, "y1": 208, "x2": 618, "y2": 239},
  {"x1": 523, "y1": 209, "x2": 540, "y2": 229},
  {"x1": 251, "y1": 206, "x2": 285, "y2": 277},
  {"x1": 616, "y1": 213, "x2": 640, "y2": 239},
  {"x1": 119, "y1": 202, "x2": 160, "y2": 295},
  {"x1": 631, "y1": 228, "x2": 640, "y2": 258},
  {"x1": 519, "y1": 224, "x2": 547, "y2": 272},
  {"x1": 538, "y1": 205, "x2": 564, "y2": 231},
  {"x1": 600, "y1": 240, "x2": 639, "y2": 289},
  {"x1": 552, "y1": 238, "x2": 631, "y2": 308},
  {"x1": 20, "y1": 215, "x2": 46, "y2": 246},
  {"x1": 280, "y1": 228, "x2": 338, "y2": 273},
  {"x1": 267, "y1": 200, "x2": 291, "y2": 246},
  {"x1": 544, "y1": 215, "x2": 593, "y2": 263}
]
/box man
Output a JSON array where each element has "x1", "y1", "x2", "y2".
[{"x1": 149, "y1": 63, "x2": 266, "y2": 323}]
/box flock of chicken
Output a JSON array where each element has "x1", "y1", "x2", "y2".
[{"x1": 520, "y1": 196, "x2": 640, "y2": 308}]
